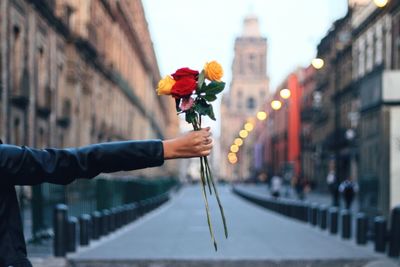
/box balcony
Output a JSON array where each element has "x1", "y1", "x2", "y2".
[
  {"x1": 36, "y1": 85, "x2": 52, "y2": 118},
  {"x1": 57, "y1": 99, "x2": 71, "y2": 128},
  {"x1": 10, "y1": 69, "x2": 30, "y2": 108}
]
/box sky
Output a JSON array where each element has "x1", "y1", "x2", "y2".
[{"x1": 142, "y1": 0, "x2": 348, "y2": 134}]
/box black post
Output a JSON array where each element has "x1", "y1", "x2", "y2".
[
  {"x1": 310, "y1": 203, "x2": 318, "y2": 226},
  {"x1": 110, "y1": 208, "x2": 116, "y2": 232},
  {"x1": 374, "y1": 216, "x2": 387, "y2": 253},
  {"x1": 388, "y1": 206, "x2": 400, "y2": 257},
  {"x1": 341, "y1": 210, "x2": 351, "y2": 239},
  {"x1": 79, "y1": 214, "x2": 91, "y2": 246},
  {"x1": 319, "y1": 205, "x2": 328, "y2": 230},
  {"x1": 66, "y1": 216, "x2": 77, "y2": 253},
  {"x1": 356, "y1": 213, "x2": 368, "y2": 245},
  {"x1": 329, "y1": 207, "x2": 338, "y2": 235},
  {"x1": 53, "y1": 204, "x2": 68, "y2": 257},
  {"x1": 102, "y1": 209, "x2": 110, "y2": 235},
  {"x1": 92, "y1": 211, "x2": 101, "y2": 240}
]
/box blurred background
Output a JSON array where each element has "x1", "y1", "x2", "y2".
[{"x1": 1, "y1": 0, "x2": 400, "y2": 266}]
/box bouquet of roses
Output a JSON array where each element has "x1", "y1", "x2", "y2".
[{"x1": 156, "y1": 61, "x2": 228, "y2": 250}]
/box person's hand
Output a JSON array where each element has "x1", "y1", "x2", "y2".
[{"x1": 162, "y1": 127, "x2": 213, "y2": 159}]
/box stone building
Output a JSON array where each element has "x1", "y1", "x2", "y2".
[
  {"x1": 220, "y1": 15, "x2": 269, "y2": 181},
  {"x1": 351, "y1": 0, "x2": 400, "y2": 215},
  {"x1": 299, "y1": 65, "x2": 316, "y2": 186},
  {"x1": 0, "y1": 0, "x2": 178, "y2": 237}
]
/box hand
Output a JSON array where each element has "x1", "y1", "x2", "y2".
[{"x1": 162, "y1": 127, "x2": 213, "y2": 159}]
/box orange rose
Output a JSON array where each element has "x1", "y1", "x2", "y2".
[
  {"x1": 156, "y1": 75, "x2": 175, "y2": 95},
  {"x1": 204, "y1": 61, "x2": 223, "y2": 81}
]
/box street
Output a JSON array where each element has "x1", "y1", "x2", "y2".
[{"x1": 66, "y1": 185, "x2": 392, "y2": 267}]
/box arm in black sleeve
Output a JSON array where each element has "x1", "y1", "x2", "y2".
[{"x1": 0, "y1": 140, "x2": 164, "y2": 186}]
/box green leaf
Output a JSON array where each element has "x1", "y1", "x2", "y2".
[
  {"x1": 205, "y1": 81, "x2": 225, "y2": 95},
  {"x1": 185, "y1": 110, "x2": 196, "y2": 124},
  {"x1": 207, "y1": 105, "x2": 216, "y2": 120},
  {"x1": 204, "y1": 94, "x2": 217, "y2": 102},
  {"x1": 197, "y1": 82, "x2": 208, "y2": 94},
  {"x1": 194, "y1": 99, "x2": 216, "y2": 121},
  {"x1": 197, "y1": 70, "x2": 205, "y2": 90}
]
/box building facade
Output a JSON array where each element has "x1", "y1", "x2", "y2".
[
  {"x1": 254, "y1": 70, "x2": 302, "y2": 184},
  {"x1": 0, "y1": 0, "x2": 179, "y2": 238},
  {"x1": 351, "y1": 0, "x2": 400, "y2": 215},
  {"x1": 220, "y1": 15, "x2": 269, "y2": 181}
]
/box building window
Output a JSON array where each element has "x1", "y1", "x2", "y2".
[
  {"x1": 248, "y1": 53, "x2": 256, "y2": 73},
  {"x1": 393, "y1": 13, "x2": 400, "y2": 69},
  {"x1": 247, "y1": 97, "x2": 255, "y2": 110},
  {"x1": 14, "y1": 118, "x2": 20, "y2": 145},
  {"x1": 12, "y1": 25, "x2": 22, "y2": 93}
]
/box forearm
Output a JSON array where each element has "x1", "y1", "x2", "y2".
[{"x1": 0, "y1": 140, "x2": 164, "y2": 186}]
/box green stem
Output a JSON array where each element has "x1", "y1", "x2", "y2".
[
  {"x1": 202, "y1": 157, "x2": 212, "y2": 195},
  {"x1": 204, "y1": 157, "x2": 229, "y2": 239},
  {"x1": 199, "y1": 162, "x2": 218, "y2": 251},
  {"x1": 192, "y1": 118, "x2": 217, "y2": 250}
]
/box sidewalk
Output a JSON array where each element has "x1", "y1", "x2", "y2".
[
  {"x1": 67, "y1": 185, "x2": 389, "y2": 267},
  {"x1": 238, "y1": 183, "x2": 359, "y2": 212}
]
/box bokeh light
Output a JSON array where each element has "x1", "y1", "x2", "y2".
[
  {"x1": 234, "y1": 138, "x2": 243, "y2": 146},
  {"x1": 239, "y1": 130, "x2": 249, "y2": 138},
  {"x1": 244, "y1": 122, "x2": 254, "y2": 132},
  {"x1": 257, "y1": 111, "x2": 268, "y2": 121},
  {"x1": 271, "y1": 100, "x2": 282, "y2": 110},
  {"x1": 373, "y1": 0, "x2": 388, "y2": 8},
  {"x1": 280, "y1": 88, "x2": 291, "y2": 99},
  {"x1": 311, "y1": 58, "x2": 324, "y2": 69},
  {"x1": 230, "y1": 144, "x2": 239, "y2": 153}
]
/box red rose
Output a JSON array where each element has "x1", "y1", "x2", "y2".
[
  {"x1": 171, "y1": 68, "x2": 199, "y2": 80},
  {"x1": 171, "y1": 77, "x2": 197, "y2": 98}
]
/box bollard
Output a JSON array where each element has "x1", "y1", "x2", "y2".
[
  {"x1": 102, "y1": 209, "x2": 110, "y2": 235},
  {"x1": 301, "y1": 202, "x2": 310, "y2": 222},
  {"x1": 92, "y1": 211, "x2": 101, "y2": 240},
  {"x1": 319, "y1": 205, "x2": 328, "y2": 230},
  {"x1": 309, "y1": 203, "x2": 318, "y2": 226},
  {"x1": 356, "y1": 213, "x2": 368, "y2": 245},
  {"x1": 388, "y1": 206, "x2": 400, "y2": 257},
  {"x1": 66, "y1": 216, "x2": 78, "y2": 253},
  {"x1": 79, "y1": 214, "x2": 91, "y2": 246},
  {"x1": 110, "y1": 208, "x2": 117, "y2": 232},
  {"x1": 53, "y1": 204, "x2": 68, "y2": 257},
  {"x1": 341, "y1": 210, "x2": 352, "y2": 239},
  {"x1": 329, "y1": 207, "x2": 339, "y2": 235},
  {"x1": 374, "y1": 216, "x2": 387, "y2": 253}
]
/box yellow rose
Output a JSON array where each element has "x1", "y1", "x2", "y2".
[
  {"x1": 204, "y1": 61, "x2": 224, "y2": 81},
  {"x1": 156, "y1": 75, "x2": 175, "y2": 95}
]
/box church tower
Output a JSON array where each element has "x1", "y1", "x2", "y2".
[{"x1": 220, "y1": 15, "x2": 269, "y2": 181}]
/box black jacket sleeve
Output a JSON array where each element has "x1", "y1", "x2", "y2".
[{"x1": 0, "y1": 140, "x2": 164, "y2": 186}]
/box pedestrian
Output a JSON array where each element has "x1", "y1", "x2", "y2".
[
  {"x1": 326, "y1": 170, "x2": 339, "y2": 207},
  {"x1": 0, "y1": 128, "x2": 213, "y2": 267},
  {"x1": 339, "y1": 177, "x2": 359, "y2": 210},
  {"x1": 270, "y1": 175, "x2": 282, "y2": 198},
  {"x1": 293, "y1": 176, "x2": 305, "y2": 200}
]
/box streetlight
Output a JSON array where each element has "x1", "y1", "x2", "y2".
[
  {"x1": 280, "y1": 88, "x2": 291, "y2": 99},
  {"x1": 311, "y1": 58, "x2": 324, "y2": 69},
  {"x1": 234, "y1": 138, "x2": 243, "y2": 147},
  {"x1": 239, "y1": 129, "x2": 249, "y2": 139},
  {"x1": 228, "y1": 155, "x2": 238, "y2": 164},
  {"x1": 271, "y1": 100, "x2": 282, "y2": 110},
  {"x1": 244, "y1": 122, "x2": 254, "y2": 132},
  {"x1": 228, "y1": 152, "x2": 237, "y2": 161},
  {"x1": 230, "y1": 144, "x2": 239, "y2": 153},
  {"x1": 257, "y1": 111, "x2": 267, "y2": 121},
  {"x1": 373, "y1": 0, "x2": 388, "y2": 8}
]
